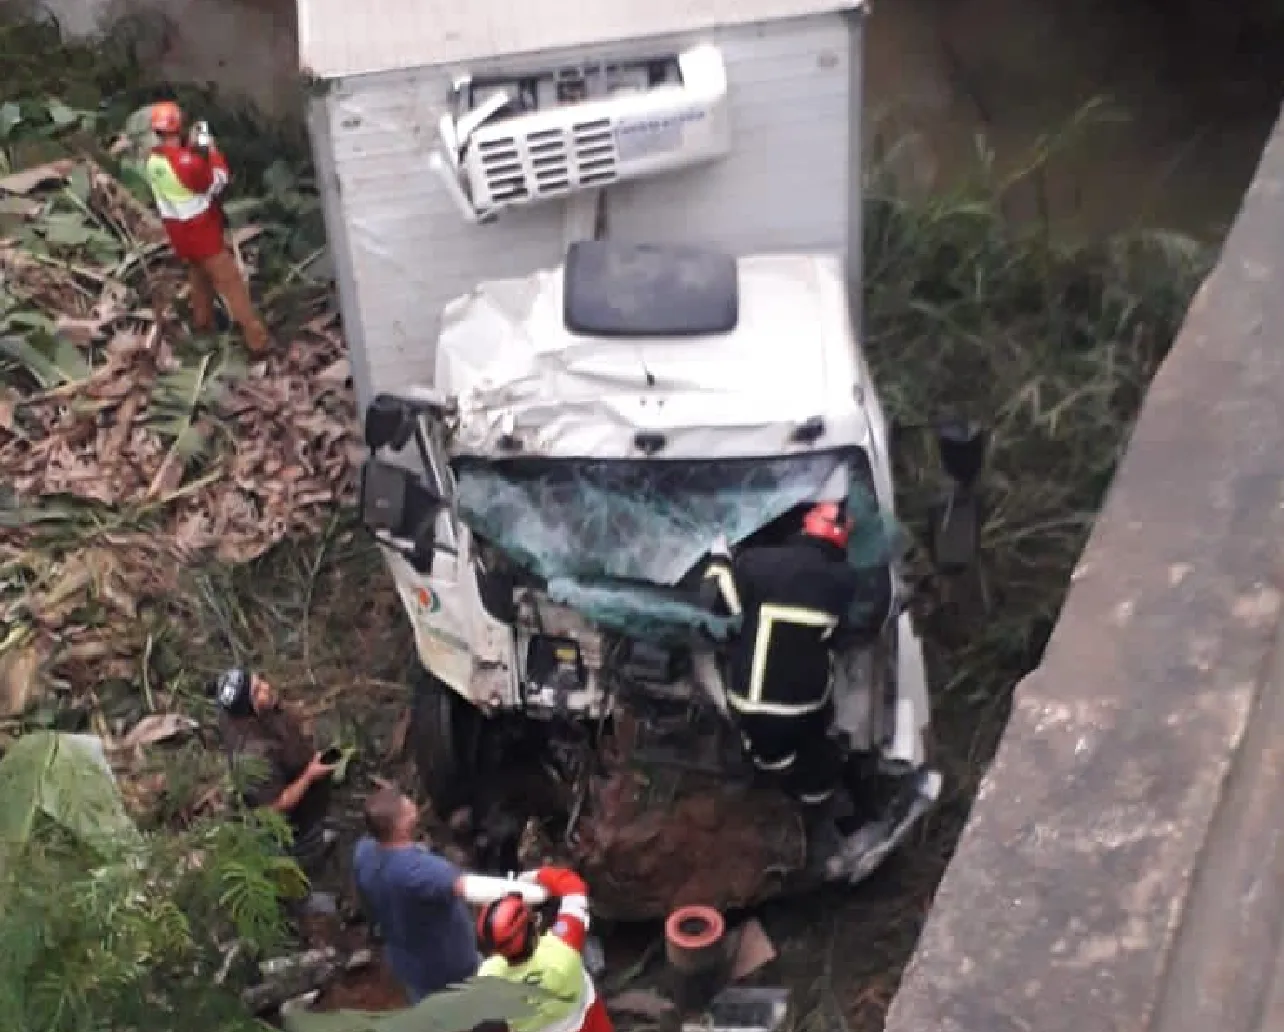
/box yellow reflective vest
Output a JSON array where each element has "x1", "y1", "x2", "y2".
[{"x1": 479, "y1": 934, "x2": 594, "y2": 1032}]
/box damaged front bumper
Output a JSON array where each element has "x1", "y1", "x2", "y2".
[{"x1": 823, "y1": 768, "x2": 944, "y2": 885}]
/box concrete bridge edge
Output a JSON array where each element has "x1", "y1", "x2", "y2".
[{"x1": 885, "y1": 105, "x2": 1284, "y2": 1032}]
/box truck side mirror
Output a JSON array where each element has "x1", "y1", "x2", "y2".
[
  {"x1": 364, "y1": 394, "x2": 415, "y2": 452},
  {"x1": 359, "y1": 459, "x2": 442, "y2": 573},
  {"x1": 927, "y1": 420, "x2": 987, "y2": 574},
  {"x1": 935, "y1": 420, "x2": 986, "y2": 495}
]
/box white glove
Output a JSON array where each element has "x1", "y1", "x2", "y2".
[
  {"x1": 517, "y1": 869, "x2": 541, "y2": 884},
  {"x1": 190, "y1": 120, "x2": 214, "y2": 150}
]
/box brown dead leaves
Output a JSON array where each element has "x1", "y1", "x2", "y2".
[{"x1": 0, "y1": 158, "x2": 362, "y2": 713}]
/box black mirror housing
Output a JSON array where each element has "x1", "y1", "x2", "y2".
[
  {"x1": 365, "y1": 394, "x2": 414, "y2": 452},
  {"x1": 359, "y1": 458, "x2": 444, "y2": 555},
  {"x1": 935, "y1": 419, "x2": 987, "y2": 491}
]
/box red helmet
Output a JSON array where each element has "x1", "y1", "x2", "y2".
[
  {"x1": 150, "y1": 101, "x2": 183, "y2": 135},
  {"x1": 477, "y1": 893, "x2": 536, "y2": 961},
  {"x1": 801, "y1": 502, "x2": 852, "y2": 549}
]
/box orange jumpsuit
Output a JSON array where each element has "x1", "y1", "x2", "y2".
[{"x1": 146, "y1": 141, "x2": 270, "y2": 353}]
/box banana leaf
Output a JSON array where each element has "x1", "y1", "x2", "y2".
[
  {"x1": 0, "y1": 101, "x2": 21, "y2": 139},
  {"x1": 0, "y1": 730, "x2": 140, "y2": 880},
  {"x1": 148, "y1": 348, "x2": 246, "y2": 457},
  {"x1": 0, "y1": 330, "x2": 91, "y2": 389},
  {"x1": 282, "y1": 976, "x2": 556, "y2": 1032}
]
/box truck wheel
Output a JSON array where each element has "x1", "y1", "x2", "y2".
[{"x1": 410, "y1": 664, "x2": 480, "y2": 816}]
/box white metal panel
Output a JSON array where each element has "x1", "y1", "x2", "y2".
[
  {"x1": 317, "y1": 14, "x2": 859, "y2": 408},
  {"x1": 435, "y1": 253, "x2": 869, "y2": 460},
  {"x1": 298, "y1": 0, "x2": 865, "y2": 80},
  {"x1": 604, "y1": 19, "x2": 852, "y2": 258}
]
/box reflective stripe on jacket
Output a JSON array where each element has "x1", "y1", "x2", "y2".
[
  {"x1": 145, "y1": 146, "x2": 229, "y2": 261},
  {"x1": 479, "y1": 934, "x2": 595, "y2": 1032},
  {"x1": 731, "y1": 601, "x2": 837, "y2": 716},
  {"x1": 710, "y1": 537, "x2": 863, "y2": 717},
  {"x1": 146, "y1": 151, "x2": 215, "y2": 220}
]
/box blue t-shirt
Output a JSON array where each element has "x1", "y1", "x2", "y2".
[{"x1": 352, "y1": 838, "x2": 480, "y2": 1002}]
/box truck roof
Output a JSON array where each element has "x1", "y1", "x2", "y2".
[
  {"x1": 298, "y1": 0, "x2": 866, "y2": 81},
  {"x1": 435, "y1": 251, "x2": 873, "y2": 461}
]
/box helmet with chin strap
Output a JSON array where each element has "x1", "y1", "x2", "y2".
[{"x1": 477, "y1": 892, "x2": 537, "y2": 961}]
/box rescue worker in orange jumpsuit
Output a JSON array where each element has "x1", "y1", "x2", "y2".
[
  {"x1": 476, "y1": 866, "x2": 614, "y2": 1032},
  {"x1": 144, "y1": 101, "x2": 270, "y2": 353}
]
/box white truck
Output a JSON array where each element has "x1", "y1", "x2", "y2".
[{"x1": 303, "y1": 2, "x2": 984, "y2": 912}]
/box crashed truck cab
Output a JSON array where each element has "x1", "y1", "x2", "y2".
[{"x1": 358, "y1": 237, "x2": 986, "y2": 887}]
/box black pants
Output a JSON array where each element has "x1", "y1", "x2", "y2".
[
  {"x1": 288, "y1": 819, "x2": 331, "y2": 881},
  {"x1": 736, "y1": 702, "x2": 842, "y2": 807}
]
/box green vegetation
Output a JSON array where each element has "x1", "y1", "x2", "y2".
[
  {"x1": 0, "y1": 731, "x2": 305, "y2": 1032},
  {"x1": 789, "y1": 132, "x2": 1209, "y2": 1029},
  {"x1": 0, "y1": 11, "x2": 1214, "y2": 1032}
]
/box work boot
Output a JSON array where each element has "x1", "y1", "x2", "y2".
[
  {"x1": 802, "y1": 806, "x2": 845, "y2": 877},
  {"x1": 242, "y1": 317, "x2": 272, "y2": 355}
]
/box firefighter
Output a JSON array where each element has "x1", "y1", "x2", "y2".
[
  {"x1": 476, "y1": 866, "x2": 614, "y2": 1032},
  {"x1": 144, "y1": 101, "x2": 271, "y2": 353},
  {"x1": 701, "y1": 502, "x2": 892, "y2": 809}
]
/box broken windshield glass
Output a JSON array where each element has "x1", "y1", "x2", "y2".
[
  {"x1": 546, "y1": 579, "x2": 743, "y2": 645},
  {"x1": 453, "y1": 449, "x2": 898, "y2": 587}
]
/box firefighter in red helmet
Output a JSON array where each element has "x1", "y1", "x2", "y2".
[
  {"x1": 144, "y1": 101, "x2": 271, "y2": 353},
  {"x1": 700, "y1": 501, "x2": 892, "y2": 809},
  {"x1": 476, "y1": 866, "x2": 613, "y2": 1032}
]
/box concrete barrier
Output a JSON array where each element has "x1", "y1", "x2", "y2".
[
  {"x1": 885, "y1": 105, "x2": 1284, "y2": 1032},
  {"x1": 8, "y1": 0, "x2": 299, "y2": 116}
]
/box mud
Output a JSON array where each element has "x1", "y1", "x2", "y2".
[
  {"x1": 575, "y1": 770, "x2": 809, "y2": 922},
  {"x1": 314, "y1": 956, "x2": 408, "y2": 1012}
]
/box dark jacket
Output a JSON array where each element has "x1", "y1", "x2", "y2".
[
  {"x1": 704, "y1": 536, "x2": 891, "y2": 715},
  {"x1": 221, "y1": 704, "x2": 330, "y2": 842}
]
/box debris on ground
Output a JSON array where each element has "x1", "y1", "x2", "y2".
[
  {"x1": 608, "y1": 990, "x2": 676, "y2": 1020},
  {"x1": 574, "y1": 766, "x2": 807, "y2": 921},
  {"x1": 245, "y1": 947, "x2": 375, "y2": 1014},
  {"x1": 729, "y1": 919, "x2": 777, "y2": 981},
  {"x1": 0, "y1": 150, "x2": 360, "y2": 713},
  {"x1": 682, "y1": 987, "x2": 791, "y2": 1032}
]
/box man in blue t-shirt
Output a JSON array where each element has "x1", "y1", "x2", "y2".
[{"x1": 353, "y1": 787, "x2": 481, "y2": 1002}]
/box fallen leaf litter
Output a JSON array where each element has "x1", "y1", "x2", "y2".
[{"x1": 1, "y1": 147, "x2": 362, "y2": 717}]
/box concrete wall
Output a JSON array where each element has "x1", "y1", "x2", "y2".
[
  {"x1": 885, "y1": 105, "x2": 1284, "y2": 1032},
  {"x1": 23, "y1": 0, "x2": 300, "y2": 115}
]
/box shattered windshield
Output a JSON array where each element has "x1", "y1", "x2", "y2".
[{"x1": 453, "y1": 449, "x2": 894, "y2": 587}]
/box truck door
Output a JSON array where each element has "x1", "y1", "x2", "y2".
[{"x1": 358, "y1": 393, "x2": 476, "y2": 692}]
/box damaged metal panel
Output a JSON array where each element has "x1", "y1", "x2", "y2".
[{"x1": 312, "y1": 15, "x2": 860, "y2": 411}]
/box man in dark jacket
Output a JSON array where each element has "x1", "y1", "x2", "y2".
[
  {"x1": 702, "y1": 502, "x2": 891, "y2": 809},
  {"x1": 216, "y1": 667, "x2": 336, "y2": 874}
]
